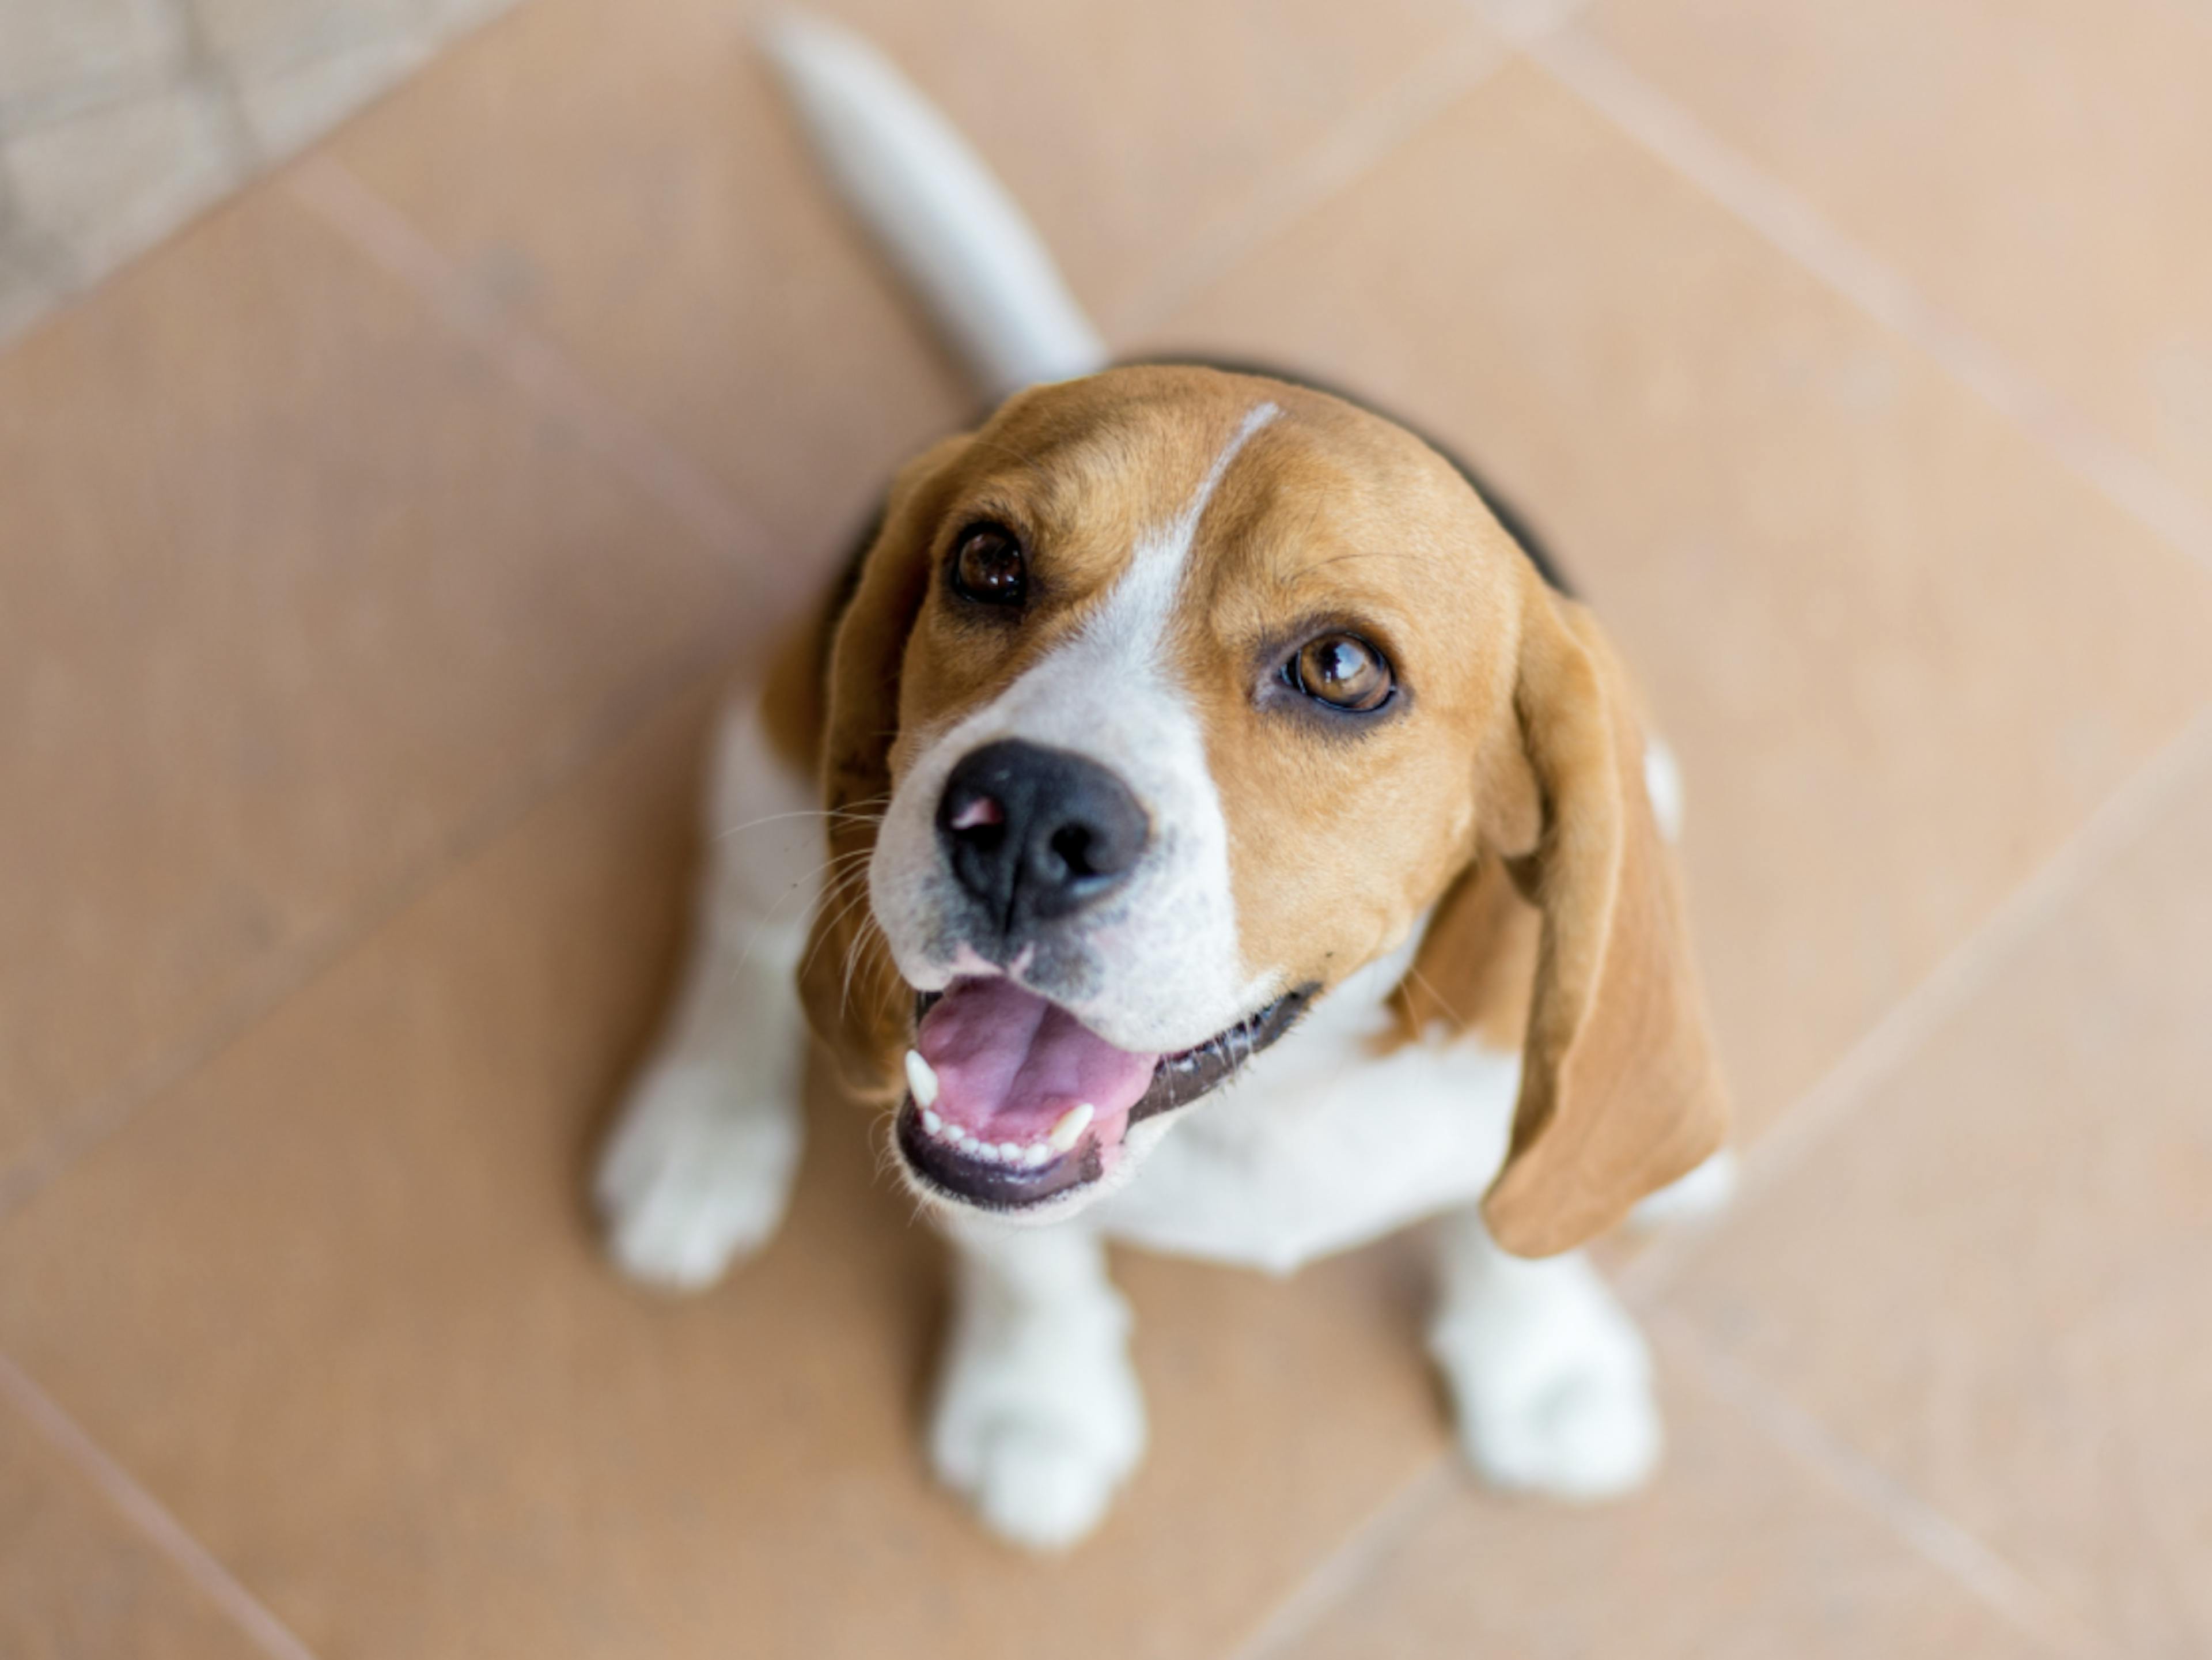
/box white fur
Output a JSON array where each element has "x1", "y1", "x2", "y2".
[
  {"x1": 594, "y1": 695, "x2": 818, "y2": 1289},
  {"x1": 759, "y1": 11, "x2": 1107, "y2": 401},
  {"x1": 1630, "y1": 1144, "x2": 1739, "y2": 1228},
  {"x1": 1643, "y1": 735, "x2": 1685, "y2": 844}
]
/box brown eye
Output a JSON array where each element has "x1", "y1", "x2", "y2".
[
  {"x1": 950, "y1": 523, "x2": 1028, "y2": 606},
  {"x1": 1290, "y1": 633, "x2": 1394, "y2": 712}
]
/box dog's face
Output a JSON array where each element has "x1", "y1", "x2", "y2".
[{"x1": 808, "y1": 368, "x2": 1725, "y2": 1251}]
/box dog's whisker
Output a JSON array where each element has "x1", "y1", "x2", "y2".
[
  {"x1": 711, "y1": 792, "x2": 889, "y2": 843},
  {"x1": 839, "y1": 910, "x2": 897, "y2": 1027},
  {"x1": 725, "y1": 843, "x2": 881, "y2": 981},
  {"x1": 799, "y1": 877, "x2": 880, "y2": 989}
]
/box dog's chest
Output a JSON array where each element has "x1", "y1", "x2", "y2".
[{"x1": 1092, "y1": 948, "x2": 1520, "y2": 1275}]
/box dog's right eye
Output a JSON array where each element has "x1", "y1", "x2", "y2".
[{"x1": 949, "y1": 523, "x2": 1028, "y2": 607}]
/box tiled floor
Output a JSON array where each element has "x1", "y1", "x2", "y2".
[
  {"x1": 3, "y1": 1, "x2": 2207, "y2": 1655},
  {"x1": 0, "y1": 0, "x2": 520, "y2": 343}
]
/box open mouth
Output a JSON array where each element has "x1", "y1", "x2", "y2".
[{"x1": 893, "y1": 976, "x2": 1317, "y2": 1210}]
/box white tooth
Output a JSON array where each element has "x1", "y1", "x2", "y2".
[
  {"x1": 1022, "y1": 1143, "x2": 1051, "y2": 1167},
  {"x1": 1047, "y1": 1103, "x2": 1094, "y2": 1154},
  {"x1": 921, "y1": 1108, "x2": 942, "y2": 1135},
  {"x1": 903, "y1": 1049, "x2": 940, "y2": 1109},
  {"x1": 997, "y1": 1142, "x2": 1021, "y2": 1162}
]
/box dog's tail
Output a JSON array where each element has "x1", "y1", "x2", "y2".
[{"x1": 760, "y1": 12, "x2": 1108, "y2": 402}]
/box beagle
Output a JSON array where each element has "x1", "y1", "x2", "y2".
[{"x1": 594, "y1": 14, "x2": 1732, "y2": 1551}]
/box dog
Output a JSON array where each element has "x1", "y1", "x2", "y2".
[{"x1": 594, "y1": 13, "x2": 1734, "y2": 1551}]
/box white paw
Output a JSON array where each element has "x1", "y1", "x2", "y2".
[
  {"x1": 1630, "y1": 1146, "x2": 1738, "y2": 1230},
  {"x1": 929, "y1": 1311, "x2": 1146, "y2": 1551},
  {"x1": 1432, "y1": 1268, "x2": 1661, "y2": 1502},
  {"x1": 1643, "y1": 737, "x2": 1685, "y2": 844},
  {"x1": 593, "y1": 1059, "x2": 801, "y2": 1291},
  {"x1": 937, "y1": 1416, "x2": 1132, "y2": 1551}
]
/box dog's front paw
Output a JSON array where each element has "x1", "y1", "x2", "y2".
[
  {"x1": 933, "y1": 1412, "x2": 1137, "y2": 1552},
  {"x1": 593, "y1": 1060, "x2": 801, "y2": 1291},
  {"x1": 929, "y1": 1313, "x2": 1146, "y2": 1551},
  {"x1": 1431, "y1": 1270, "x2": 1661, "y2": 1502},
  {"x1": 1629, "y1": 1147, "x2": 1739, "y2": 1230}
]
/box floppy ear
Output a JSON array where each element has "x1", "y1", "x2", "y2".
[
  {"x1": 1408, "y1": 575, "x2": 1728, "y2": 1256},
  {"x1": 798, "y1": 432, "x2": 971, "y2": 1096}
]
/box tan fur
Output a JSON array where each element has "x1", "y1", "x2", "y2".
[
  {"x1": 1165, "y1": 387, "x2": 1523, "y2": 992},
  {"x1": 802, "y1": 432, "x2": 973, "y2": 1096},
  {"x1": 1390, "y1": 857, "x2": 1540, "y2": 1054},
  {"x1": 1448, "y1": 578, "x2": 1728, "y2": 1255},
  {"x1": 757, "y1": 591, "x2": 834, "y2": 780},
  {"x1": 808, "y1": 366, "x2": 1725, "y2": 1252}
]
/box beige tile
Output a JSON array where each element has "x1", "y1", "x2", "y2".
[
  {"x1": 0, "y1": 188, "x2": 748, "y2": 1179},
  {"x1": 1664, "y1": 734, "x2": 2212, "y2": 1655},
  {"x1": 189, "y1": 0, "x2": 423, "y2": 82},
  {"x1": 423, "y1": 0, "x2": 527, "y2": 43},
  {"x1": 323, "y1": 0, "x2": 972, "y2": 547},
  {"x1": 1269, "y1": 1333, "x2": 2050, "y2": 1660},
  {"x1": 1149, "y1": 61, "x2": 2212, "y2": 1136},
  {"x1": 237, "y1": 33, "x2": 432, "y2": 157},
  {"x1": 4, "y1": 85, "x2": 245, "y2": 279},
  {"x1": 0, "y1": 0, "x2": 183, "y2": 127},
  {"x1": 1584, "y1": 0, "x2": 2212, "y2": 519},
  {"x1": 0, "y1": 1386, "x2": 267, "y2": 1660},
  {"x1": 325, "y1": 0, "x2": 1487, "y2": 539},
  {"x1": 0, "y1": 684, "x2": 1450, "y2": 1660}
]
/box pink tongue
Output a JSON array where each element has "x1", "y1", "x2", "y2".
[{"x1": 916, "y1": 977, "x2": 1159, "y2": 1143}]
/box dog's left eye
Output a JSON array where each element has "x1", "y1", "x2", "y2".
[
  {"x1": 1287, "y1": 633, "x2": 1394, "y2": 713},
  {"x1": 949, "y1": 523, "x2": 1028, "y2": 607}
]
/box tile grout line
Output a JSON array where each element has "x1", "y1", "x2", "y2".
[
  {"x1": 0, "y1": 1350, "x2": 322, "y2": 1660},
  {"x1": 1650, "y1": 1314, "x2": 2118, "y2": 1660},
  {"x1": 0, "y1": 627, "x2": 737, "y2": 1226},
  {"x1": 1224, "y1": 1454, "x2": 1457, "y2": 1660},
  {"x1": 1116, "y1": 25, "x2": 1504, "y2": 342},
  {"x1": 1623, "y1": 691, "x2": 2212, "y2": 1303},
  {"x1": 1506, "y1": 18, "x2": 2212, "y2": 578},
  {"x1": 283, "y1": 153, "x2": 770, "y2": 561}
]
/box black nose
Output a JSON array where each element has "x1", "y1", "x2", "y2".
[{"x1": 938, "y1": 740, "x2": 1149, "y2": 936}]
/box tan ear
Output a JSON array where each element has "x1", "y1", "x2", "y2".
[
  {"x1": 798, "y1": 432, "x2": 971, "y2": 1095},
  {"x1": 1411, "y1": 578, "x2": 1727, "y2": 1256}
]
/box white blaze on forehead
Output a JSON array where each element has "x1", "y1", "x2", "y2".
[
  {"x1": 868, "y1": 400, "x2": 1287, "y2": 1053},
  {"x1": 1089, "y1": 400, "x2": 1281, "y2": 660}
]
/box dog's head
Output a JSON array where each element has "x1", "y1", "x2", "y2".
[{"x1": 805, "y1": 366, "x2": 1724, "y2": 1254}]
